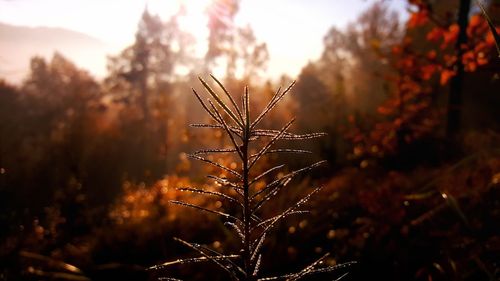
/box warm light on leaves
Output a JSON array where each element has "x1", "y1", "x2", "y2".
[
  {"x1": 440, "y1": 69, "x2": 455, "y2": 85},
  {"x1": 407, "y1": 10, "x2": 428, "y2": 28},
  {"x1": 347, "y1": 1, "x2": 499, "y2": 159}
]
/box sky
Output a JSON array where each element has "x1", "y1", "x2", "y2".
[{"x1": 0, "y1": 0, "x2": 408, "y2": 80}]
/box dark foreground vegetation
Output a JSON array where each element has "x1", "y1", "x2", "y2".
[{"x1": 1, "y1": 0, "x2": 499, "y2": 280}]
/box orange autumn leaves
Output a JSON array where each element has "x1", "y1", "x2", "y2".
[
  {"x1": 411, "y1": 14, "x2": 497, "y2": 85},
  {"x1": 407, "y1": 9, "x2": 429, "y2": 29},
  {"x1": 347, "y1": 6, "x2": 499, "y2": 162}
]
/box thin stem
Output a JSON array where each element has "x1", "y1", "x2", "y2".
[{"x1": 242, "y1": 85, "x2": 255, "y2": 281}]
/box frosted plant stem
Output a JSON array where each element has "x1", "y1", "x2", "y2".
[
  {"x1": 242, "y1": 86, "x2": 254, "y2": 281},
  {"x1": 150, "y1": 77, "x2": 355, "y2": 281}
]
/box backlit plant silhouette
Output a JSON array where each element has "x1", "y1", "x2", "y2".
[{"x1": 150, "y1": 75, "x2": 356, "y2": 280}]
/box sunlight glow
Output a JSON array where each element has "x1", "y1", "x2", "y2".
[
  {"x1": 0, "y1": 0, "x2": 407, "y2": 82},
  {"x1": 148, "y1": 0, "x2": 211, "y2": 56}
]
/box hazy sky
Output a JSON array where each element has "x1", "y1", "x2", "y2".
[{"x1": 0, "y1": 0, "x2": 407, "y2": 80}]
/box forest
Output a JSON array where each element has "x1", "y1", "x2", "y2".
[{"x1": 0, "y1": 0, "x2": 499, "y2": 280}]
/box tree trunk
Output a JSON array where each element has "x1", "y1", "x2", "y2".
[{"x1": 446, "y1": 0, "x2": 471, "y2": 136}]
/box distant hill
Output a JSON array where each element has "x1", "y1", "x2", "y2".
[{"x1": 0, "y1": 22, "x2": 112, "y2": 83}]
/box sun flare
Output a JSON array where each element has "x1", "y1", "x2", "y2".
[{"x1": 148, "y1": 0, "x2": 212, "y2": 48}]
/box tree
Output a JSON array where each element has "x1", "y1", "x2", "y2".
[
  {"x1": 105, "y1": 8, "x2": 196, "y2": 175},
  {"x1": 292, "y1": 64, "x2": 341, "y2": 162},
  {"x1": 447, "y1": 0, "x2": 471, "y2": 136},
  {"x1": 320, "y1": 2, "x2": 402, "y2": 114},
  {"x1": 106, "y1": 8, "x2": 195, "y2": 124},
  {"x1": 205, "y1": 0, "x2": 269, "y2": 82},
  {"x1": 1, "y1": 53, "x2": 104, "y2": 212},
  {"x1": 339, "y1": 0, "x2": 499, "y2": 163},
  {"x1": 295, "y1": 2, "x2": 403, "y2": 163}
]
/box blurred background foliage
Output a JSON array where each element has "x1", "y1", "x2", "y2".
[{"x1": 0, "y1": 0, "x2": 499, "y2": 280}]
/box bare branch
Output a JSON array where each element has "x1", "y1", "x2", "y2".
[
  {"x1": 286, "y1": 253, "x2": 329, "y2": 281},
  {"x1": 249, "y1": 164, "x2": 286, "y2": 186},
  {"x1": 267, "y1": 86, "x2": 282, "y2": 109},
  {"x1": 149, "y1": 255, "x2": 239, "y2": 270},
  {"x1": 258, "y1": 263, "x2": 355, "y2": 281},
  {"x1": 250, "y1": 149, "x2": 312, "y2": 159},
  {"x1": 207, "y1": 175, "x2": 243, "y2": 191},
  {"x1": 191, "y1": 88, "x2": 222, "y2": 124},
  {"x1": 252, "y1": 130, "x2": 327, "y2": 140},
  {"x1": 225, "y1": 222, "x2": 245, "y2": 243},
  {"x1": 199, "y1": 77, "x2": 244, "y2": 129},
  {"x1": 252, "y1": 254, "x2": 262, "y2": 277},
  {"x1": 158, "y1": 277, "x2": 185, "y2": 281},
  {"x1": 176, "y1": 187, "x2": 242, "y2": 207},
  {"x1": 244, "y1": 86, "x2": 250, "y2": 130},
  {"x1": 251, "y1": 81, "x2": 295, "y2": 129},
  {"x1": 252, "y1": 161, "x2": 326, "y2": 200},
  {"x1": 287, "y1": 263, "x2": 356, "y2": 281},
  {"x1": 210, "y1": 74, "x2": 244, "y2": 122},
  {"x1": 253, "y1": 186, "x2": 324, "y2": 244},
  {"x1": 209, "y1": 100, "x2": 244, "y2": 159},
  {"x1": 173, "y1": 237, "x2": 244, "y2": 280},
  {"x1": 251, "y1": 211, "x2": 309, "y2": 233},
  {"x1": 251, "y1": 177, "x2": 292, "y2": 213},
  {"x1": 249, "y1": 119, "x2": 295, "y2": 170},
  {"x1": 188, "y1": 154, "x2": 242, "y2": 179},
  {"x1": 190, "y1": 123, "x2": 223, "y2": 129},
  {"x1": 192, "y1": 148, "x2": 238, "y2": 155},
  {"x1": 190, "y1": 124, "x2": 243, "y2": 136},
  {"x1": 169, "y1": 200, "x2": 241, "y2": 223}
]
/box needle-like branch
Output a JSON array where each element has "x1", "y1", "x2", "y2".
[
  {"x1": 210, "y1": 74, "x2": 244, "y2": 122},
  {"x1": 249, "y1": 164, "x2": 286, "y2": 187},
  {"x1": 176, "y1": 187, "x2": 242, "y2": 207},
  {"x1": 191, "y1": 88, "x2": 222, "y2": 124},
  {"x1": 249, "y1": 118, "x2": 295, "y2": 169},
  {"x1": 208, "y1": 100, "x2": 244, "y2": 159},
  {"x1": 173, "y1": 237, "x2": 244, "y2": 280},
  {"x1": 188, "y1": 154, "x2": 242, "y2": 179},
  {"x1": 251, "y1": 81, "x2": 295, "y2": 129},
  {"x1": 170, "y1": 200, "x2": 241, "y2": 223},
  {"x1": 199, "y1": 77, "x2": 244, "y2": 128}
]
